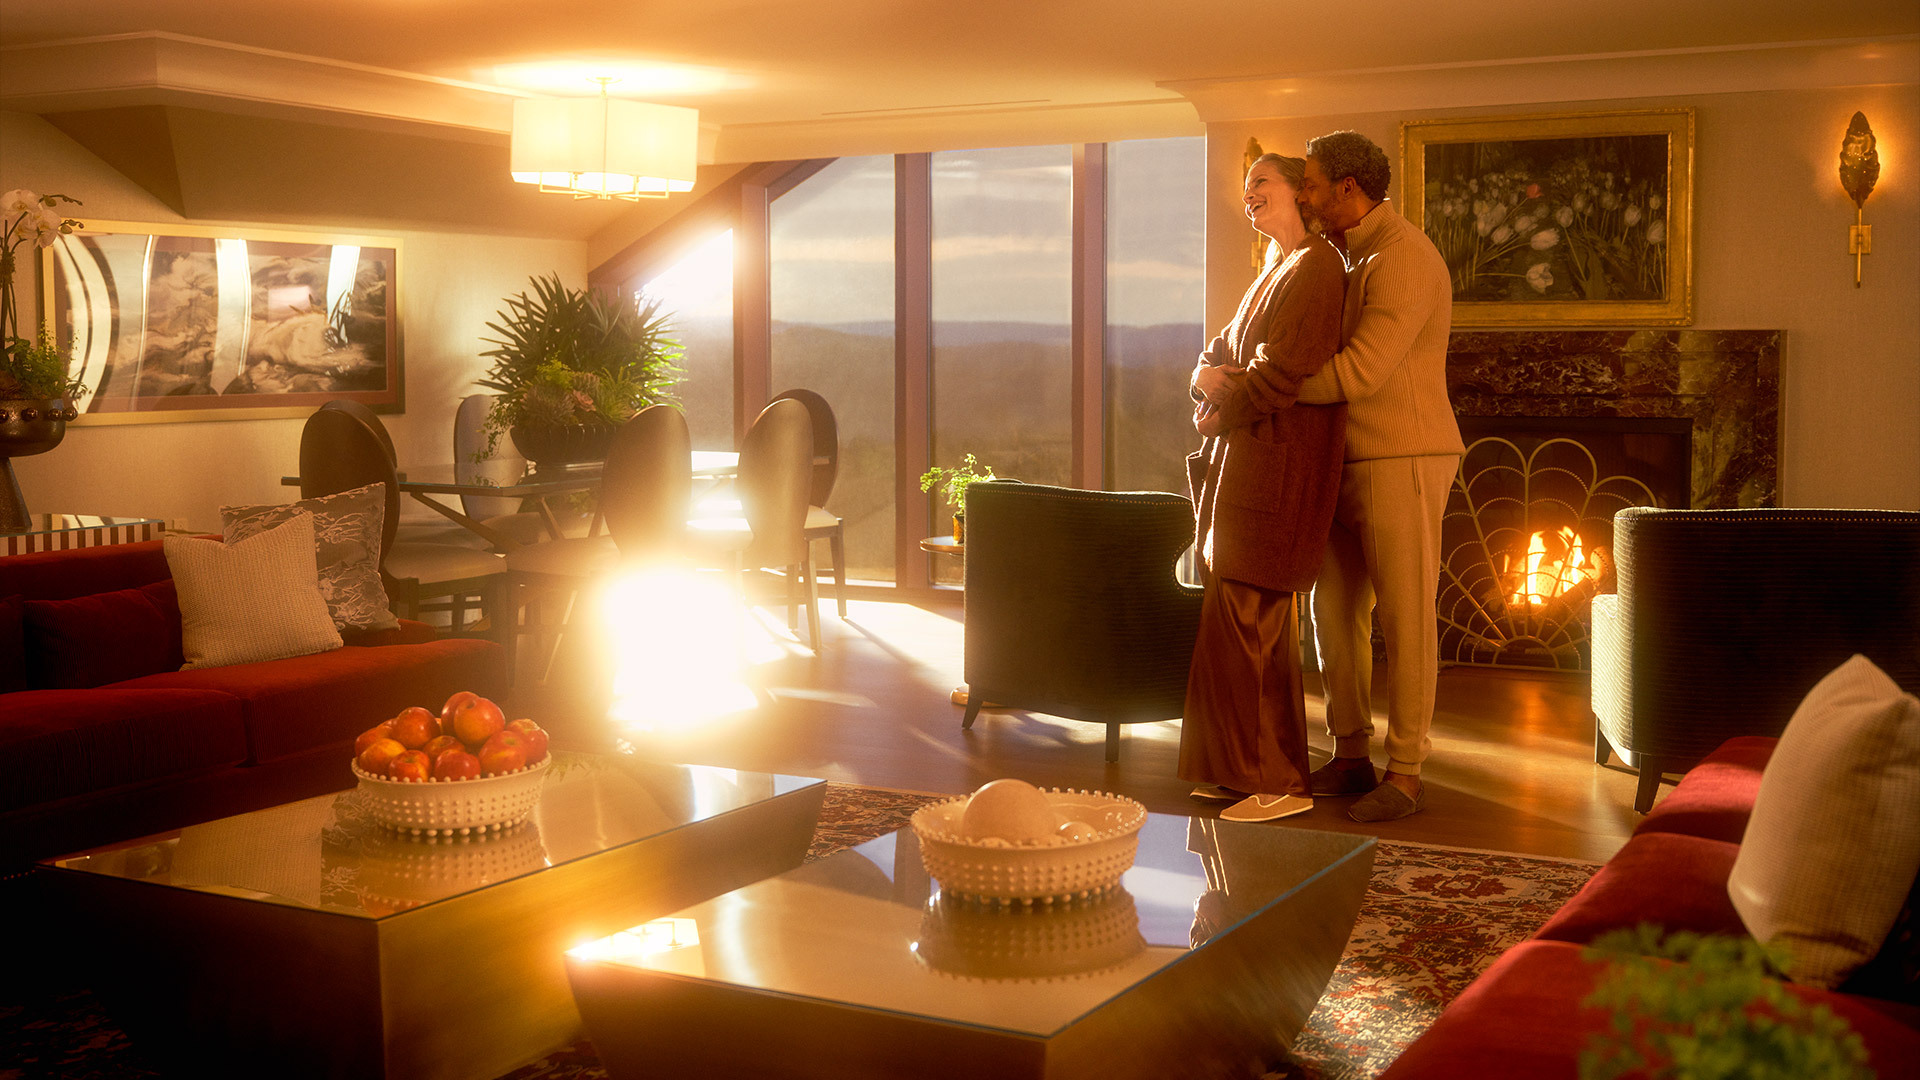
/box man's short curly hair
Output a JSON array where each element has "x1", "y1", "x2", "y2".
[{"x1": 1305, "y1": 131, "x2": 1391, "y2": 202}]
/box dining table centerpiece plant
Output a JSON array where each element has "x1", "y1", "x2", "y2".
[
  {"x1": 0, "y1": 189, "x2": 90, "y2": 532},
  {"x1": 919, "y1": 453, "x2": 996, "y2": 543},
  {"x1": 476, "y1": 273, "x2": 682, "y2": 468}
]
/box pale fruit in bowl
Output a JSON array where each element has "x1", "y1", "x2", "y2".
[{"x1": 958, "y1": 779, "x2": 1060, "y2": 844}]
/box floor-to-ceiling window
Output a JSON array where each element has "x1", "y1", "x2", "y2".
[
  {"x1": 1105, "y1": 137, "x2": 1207, "y2": 496},
  {"x1": 928, "y1": 146, "x2": 1074, "y2": 580},
  {"x1": 769, "y1": 156, "x2": 897, "y2": 582},
  {"x1": 618, "y1": 138, "x2": 1205, "y2": 589},
  {"x1": 641, "y1": 229, "x2": 734, "y2": 450}
]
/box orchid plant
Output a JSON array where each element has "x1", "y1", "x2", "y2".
[{"x1": 0, "y1": 189, "x2": 89, "y2": 401}]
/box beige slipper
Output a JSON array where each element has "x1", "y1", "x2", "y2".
[{"x1": 1220, "y1": 793, "x2": 1314, "y2": 822}]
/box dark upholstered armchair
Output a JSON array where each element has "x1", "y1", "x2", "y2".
[
  {"x1": 1592, "y1": 506, "x2": 1920, "y2": 811},
  {"x1": 961, "y1": 481, "x2": 1204, "y2": 761}
]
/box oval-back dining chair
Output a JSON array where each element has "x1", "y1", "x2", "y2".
[{"x1": 770, "y1": 388, "x2": 848, "y2": 619}]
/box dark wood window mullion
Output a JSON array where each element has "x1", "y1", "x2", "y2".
[
  {"x1": 894, "y1": 153, "x2": 934, "y2": 590},
  {"x1": 1071, "y1": 143, "x2": 1107, "y2": 490}
]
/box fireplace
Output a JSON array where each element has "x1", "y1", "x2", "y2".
[
  {"x1": 1439, "y1": 416, "x2": 1690, "y2": 670},
  {"x1": 1432, "y1": 330, "x2": 1780, "y2": 672}
]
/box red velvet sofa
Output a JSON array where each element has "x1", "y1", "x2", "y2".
[
  {"x1": 0, "y1": 539, "x2": 506, "y2": 869},
  {"x1": 1380, "y1": 736, "x2": 1920, "y2": 1076}
]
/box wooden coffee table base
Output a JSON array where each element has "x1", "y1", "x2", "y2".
[
  {"x1": 41, "y1": 760, "x2": 825, "y2": 1080},
  {"x1": 568, "y1": 817, "x2": 1375, "y2": 1080}
]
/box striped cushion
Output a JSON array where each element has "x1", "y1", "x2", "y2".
[
  {"x1": 1727, "y1": 655, "x2": 1920, "y2": 988},
  {"x1": 164, "y1": 514, "x2": 343, "y2": 671}
]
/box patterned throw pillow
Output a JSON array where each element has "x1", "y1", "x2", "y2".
[
  {"x1": 164, "y1": 513, "x2": 343, "y2": 670},
  {"x1": 222, "y1": 482, "x2": 398, "y2": 632}
]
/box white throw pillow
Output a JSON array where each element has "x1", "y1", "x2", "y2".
[
  {"x1": 1727, "y1": 654, "x2": 1920, "y2": 988},
  {"x1": 164, "y1": 513, "x2": 343, "y2": 670}
]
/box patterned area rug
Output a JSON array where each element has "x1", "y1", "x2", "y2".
[{"x1": 0, "y1": 785, "x2": 1597, "y2": 1080}]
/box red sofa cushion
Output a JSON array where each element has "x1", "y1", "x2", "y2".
[
  {"x1": 0, "y1": 688, "x2": 248, "y2": 813},
  {"x1": 1533, "y1": 831, "x2": 1749, "y2": 945},
  {"x1": 0, "y1": 594, "x2": 26, "y2": 693},
  {"x1": 108, "y1": 637, "x2": 506, "y2": 762},
  {"x1": 1378, "y1": 939, "x2": 1920, "y2": 1079},
  {"x1": 0, "y1": 539, "x2": 172, "y2": 601},
  {"x1": 23, "y1": 580, "x2": 184, "y2": 689},
  {"x1": 1636, "y1": 735, "x2": 1777, "y2": 843}
]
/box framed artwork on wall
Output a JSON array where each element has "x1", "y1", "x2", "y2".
[
  {"x1": 40, "y1": 220, "x2": 403, "y2": 424},
  {"x1": 1401, "y1": 108, "x2": 1694, "y2": 328}
]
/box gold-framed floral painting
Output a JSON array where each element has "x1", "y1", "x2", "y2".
[
  {"x1": 40, "y1": 220, "x2": 402, "y2": 424},
  {"x1": 1402, "y1": 108, "x2": 1693, "y2": 327}
]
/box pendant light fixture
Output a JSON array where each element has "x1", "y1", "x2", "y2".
[{"x1": 510, "y1": 77, "x2": 698, "y2": 200}]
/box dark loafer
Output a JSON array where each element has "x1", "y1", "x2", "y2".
[
  {"x1": 1309, "y1": 757, "x2": 1378, "y2": 796},
  {"x1": 1348, "y1": 780, "x2": 1425, "y2": 822}
]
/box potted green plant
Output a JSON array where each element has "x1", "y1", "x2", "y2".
[
  {"x1": 919, "y1": 454, "x2": 995, "y2": 543},
  {"x1": 1580, "y1": 925, "x2": 1872, "y2": 1080},
  {"x1": 476, "y1": 273, "x2": 682, "y2": 468},
  {"x1": 0, "y1": 189, "x2": 89, "y2": 532}
]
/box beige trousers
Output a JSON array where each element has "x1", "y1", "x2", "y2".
[{"x1": 1310, "y1": 454, "x2": 1459, "y2": 777}]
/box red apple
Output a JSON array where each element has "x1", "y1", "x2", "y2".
[
  {"x1": 505, "y1": 719, "x2": 549, "y2": 763},
  {"x1": 390, "y1": 707, "x2": 439, "y2": 750},
  {"x1": 432, "y1": 749, "x2": 482, "y2": 781},
  {"x1": 421, "y1": 735, "x2": 463, "y2": 764},
  {"x1": 354, "y1": 720, "x2": 396, "y2": 756},
  {"x1": 388, "y1": 749, "x2": 432, "y2": 782},
  {"x1": 477, "y1": 730, "x2": 529, "y2": 776},
  {"x1": 443, "y1": 691, "x2": 506, "y2": 747},
  {"x1": 356, "y1": 737, "x2": 406, "y2": 776}
]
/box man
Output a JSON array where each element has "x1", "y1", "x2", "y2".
[{"x1": 1292, "y1": 131, "x2": 1464, "y2": 822}]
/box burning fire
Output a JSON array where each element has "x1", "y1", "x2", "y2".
[{"x1": 1508, "y1": 526, "x2": 1602, "y2": 608}]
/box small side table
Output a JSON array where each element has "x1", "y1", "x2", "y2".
[
  {"x1": 2, "y1": 514, "x2": 163, "y2": 556},
  {"x1": 920, "y1": 535, "x2": 982, "y2": 707}
]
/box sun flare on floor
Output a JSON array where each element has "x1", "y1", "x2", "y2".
[{"x1": 600, "y1": 567, "x2": 759, "y2": 735}]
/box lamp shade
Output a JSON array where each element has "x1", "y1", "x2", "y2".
[{"x1": 511, "y1": 96, "x2": 698, "y2": 199}]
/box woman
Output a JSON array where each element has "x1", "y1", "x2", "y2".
[{"x1": 1180, "y1": 153, "x2": 1347, "y2": 824}]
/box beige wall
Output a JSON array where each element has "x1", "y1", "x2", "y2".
[
  {"x1": 1207, "y1": 84, "x2": 1920, "y2": 510},
  {"x1": 1, "y1": 111, "x2": 585, "y2": 531}
]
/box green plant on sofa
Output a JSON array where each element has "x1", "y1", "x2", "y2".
[
  {"x1": 1580, "y1": 924, "x2": 1872, "y2": 1080},
  {"x1": 476, "y1": 273, "x2": 682, "y2": 460}
]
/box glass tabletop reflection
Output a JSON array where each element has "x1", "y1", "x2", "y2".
[
  {"x1": 573, "y1": 814, "x2": 1373, "y2": 1038},
  {"x1": 44, "y1": 753, "x2": 821, "y2": 920}
]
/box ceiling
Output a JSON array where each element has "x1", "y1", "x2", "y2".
[{"x1": 4, "y1": 2, "x2": 1915, "y2": 237}]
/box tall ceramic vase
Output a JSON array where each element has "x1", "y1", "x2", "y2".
[{"x1": 0, "y1": 398, "x2": 73, "y2": 533}]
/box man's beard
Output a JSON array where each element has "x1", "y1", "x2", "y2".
[{"x1": 1297, "y1": 201, "x2": 1329, "y2": 234}]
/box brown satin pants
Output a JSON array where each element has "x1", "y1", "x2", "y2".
[{"x1": 1178, "y1": 577, "x2": 1312, "y2": 797}]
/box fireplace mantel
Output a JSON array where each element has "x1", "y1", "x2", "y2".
[{"x1": 1446, "y1": 330, "x2": 1780, "y2": 509}]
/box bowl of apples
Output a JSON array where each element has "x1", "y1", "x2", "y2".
[{"x1": 350, "y1": 691, "x2": 553, "y2": 838}]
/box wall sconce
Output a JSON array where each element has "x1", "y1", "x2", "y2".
[{"x1": 1838, "y1": 111, "x2": 1880, "y2": 287}]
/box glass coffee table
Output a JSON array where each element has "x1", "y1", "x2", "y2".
[
  {"x1": 567, "y1": 813, "x2": 1375, "y2": 1079},
  {"x1": 38, "y1": 753, "x2": 825, "y2": 1080}
]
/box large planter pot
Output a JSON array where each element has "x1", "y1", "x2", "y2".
[
  {"x1": 0, "y1": 397, "x2": 76, "y2": 533},
  {"x1": 509, "y1": 423, "x2": 614, "y2": 469}
]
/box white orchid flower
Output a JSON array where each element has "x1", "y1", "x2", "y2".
[
  {"x1": 1530, "y1": 228, "x2": 1561, "y2": 250},
  {"x1": 1526, "y1": 263, "x2": 1553, "y2": 292}
]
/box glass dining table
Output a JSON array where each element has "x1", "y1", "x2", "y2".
[{"x1": 281, "y1": 451, "x2": 739, "y2": 551}]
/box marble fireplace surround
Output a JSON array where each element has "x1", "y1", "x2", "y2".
[{"x1": 1445, "y1": 330, "x2": 1781, "y2": 509}]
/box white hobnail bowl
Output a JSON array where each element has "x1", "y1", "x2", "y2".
[
  {"x1": 910, "y1": 788, "x2": 1147, "y2": 903},
  {"x1": 351, "y1": 756, "x2": 551, "y2": 838}
]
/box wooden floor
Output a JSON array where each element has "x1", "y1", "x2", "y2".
[{"x1": 506, "y1": 593, "x2": 1648, "y2": 863}]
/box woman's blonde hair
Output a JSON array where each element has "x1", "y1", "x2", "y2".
[{"x1": 1249, "y1": 152, "x2": 1306, "y2": 188}]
